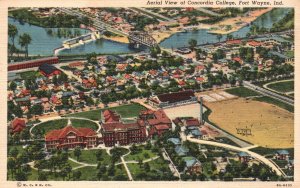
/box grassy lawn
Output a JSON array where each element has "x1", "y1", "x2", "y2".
[
  {"x1": 65, "y1": 103, "x2": 146, "y2": 121},
  {"x1": 253, "y1": 96, "x2": 294, "y2": 112},
  {"x1": 18, "y1": 70, "x2": 41, "y2": 80},
  {"x1": 225, "y1": 87, "x2": 261, "y2": 97},
  {"x1": 127, "y1": 157, "x2": 171, "y2": 180},
  {"x1": 249, "y1": 147, "x2": 294, "y2": 157},
  {"x1": 31, "y1": 119, "x2": 99, "y2": 135},
  {"x1": 8, "y1": 145, "x2": 26, "y2": 156},
  {"x1": 267, "y1": 80, "x2": 294, "y2": 93},
  {"x1": 125, "y1": 146, "x2": 158, "y2": 161},
  {"x1": 72, "y1": 166, "x2": 98, "y2": 181},
  {"x1": 68, "y1": 159, "x2": 82, "y2": 169},
  {"x1": 70, "y1": 149, "x2": 111, "y2": 165},
  {"x1": 214, "y1": 137, "x2": 240, "y2": 147}
]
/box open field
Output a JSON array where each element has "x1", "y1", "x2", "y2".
[
  {"x1": 127, "y1": 157, "x2": 173, "y2": 180},
  {"x1": 225, "y1": 87, "x2": 261, "y2": 98},
  {"x1": 254, "y1": 96, "x2": 294, "y2": 113},
  {"x1": 125, "y1": 146, "x2": 158, "y2": 161},
  {"x1": 70, "y1": 149, "x2": 111, "y2": 165},
  {"x1": 31, "y1": 119, "x2": 98, "y2": 135},
  {"x1": 65, "y1": 103, "x2": 146, "y2": 121},
  {"x1": 164, "y1": 103, "x2": 204, "y2": 119},
  {"x1": 205, "y1": 98, "x2": 294, "y2": 148},
  {"x1": 266, "y1": 80, "x2": 294, "y2": 93}
]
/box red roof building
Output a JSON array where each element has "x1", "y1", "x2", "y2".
[
  {"x1": 45, "y1": 119, "x2": 98, "y2": 150},
  {"x1": 101, "y1": 121, "x2": 147, "y2": 147},
  {"x1": 226, "y1": 39, "x2": 242, "y2": 46},
  {"x1": 247, "y1": 40, "x2": 262, "y2": 47},
  {"x1": 101, "y1": 110, "x2": 147, "y2": 147},
  {"x1": 8, "y1": 57, "x2": 59, "y2": 71},
  {"x1": 139, "y1": 109, "x2": 172, "y2": 138},
  {"x1": 11, "y1": 118, "x2": 26, "y2": 133}
]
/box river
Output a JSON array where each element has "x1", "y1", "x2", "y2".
[
  {"x1": 8, "y1": 17, "x2": 138, "y2": 56},
  {"x1": 160, "y1": 8, "x2": 291, "y2": 48},
  {"x1": 8, "y1": 8, "x2": 291, "y2": 56}
]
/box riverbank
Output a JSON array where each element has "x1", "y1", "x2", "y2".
[
  {"x1": 102, "y1": 35, "x2": 129, "y2": 44},
  {"x1": 208, "y1": 8, "x2": 273, "y2": 35}
]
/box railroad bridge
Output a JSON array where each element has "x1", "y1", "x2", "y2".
[{"x1": 128, "y1": 31, "x2": 158, "y2": 48}]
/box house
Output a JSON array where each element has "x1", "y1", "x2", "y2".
[
  {"x1": 232, "y1": 57, "x2": 243, "y2": 65},
  {"x1": 226, "y1": 39, "x2": 242, "y2": 46},
  {"x1": 183, "y1": 157, "x2": 202, "y2": 174},
  {"x1": 39, "y1": 63, "x2": 61, "y2": 77},
  {"x1": 11, "y1": 118, "x2": 26, "y2": 133},
  {"x1": 45, "y1": 119, "x2": 98, "y2": 150},
  {"x1": 149, "y1": 90, "x2": 197, "y2": 108},
  {"x1": 236, "y1": 152, "x2": 251, "y2": 163},
  {"x1": 185, "y1": 126, "x2": 203, "y2": 138},
  {"x1": 185, "y1": 118, "x2": 200, "y2": 127},
  {"x1": 167, "y1": 137, "x2": 181, "y2": 145},
  {"x1": 175, "y1": 145, "x2": 189, "y2": 156},
  {"x1": 275, "y1": 150, "x2": 289, "y2": 160}
]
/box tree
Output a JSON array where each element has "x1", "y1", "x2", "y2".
[
  {"x1": 38, "y1": 172, "x2": 48, "y2": 181},
  {"x1": 95, "y1": 150, "x2": 103, "y2": 161},
  {"x1": 143, "y1": 162, "x2": 150, "y2": 171},
  {"x1": 9, "y1": 147, "x2": 19, "y2": 158},
  {"x1": 188, "y1": 39, "x2": 197, "y2": 50},
  {"x1": 60, "y1": 168, "x2": 68, "y2": 180},
  {"x1": 74, "y1": 147, "x2": 81, "y2": 161},
  {"x1": 18, "y1": 33, "x2": 32, "y2": 58},
  {"x1": 63, "y1": 164, "x2": 72, "y2": 180},
  {"x1": 138, "y1": 158, "x2": 143, "y2": 168},
  {"x1": 73, "y1": 171, "x2": 82, "y2": 180},
  {"x1": 8, "y1": 24, "x2": 18, "y2": 57},
  {"x1": 30, "y1": 104, "x2": 44, "y2": 117},
  {"x1": 9, "y1": 81, "x2": 17, "y2": 91},
  {"x1": 7, "y1": 158, "x2": 16, "y2": 179},
  {"x1": 15, "y1": 171, "x2": 27, "y2": 181}
]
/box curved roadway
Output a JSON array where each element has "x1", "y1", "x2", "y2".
[{"x1": 187, "y1": 136, "x2": 286, "y2": 177}]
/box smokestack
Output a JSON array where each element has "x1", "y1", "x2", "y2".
[{"x1": 200, "y1": 97, "x2": 203, "y2": 125}]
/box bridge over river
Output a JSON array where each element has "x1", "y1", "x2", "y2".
[{"x1": 58, "y1": 8, "x2": 158, "y2": 48}]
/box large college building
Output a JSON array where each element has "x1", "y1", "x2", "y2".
[
  {"x1": 44, "y1": 109, "x2": 173, "y2": 149},
  {"x1": 101, "y1": 110, "x2": 147, "y2": 147},
  {"x1": 45, "y1": 119, "x2": 98, "y2": 150}
]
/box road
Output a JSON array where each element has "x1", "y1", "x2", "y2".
[
  {"x1": 187, "y1": 136, "x2": 285, "y2": 177},
  {"x1": 121, "y1": 152, "x2": 134, "y2": 181},
  {"x1": 131, "y1": 7, "x2": 173, "y2": 21},
  {"x1": 196, "y1": 8, "x2": 221, "y2": 17},
  {"x1": 243, "y1": 81, "x2": 294, "y2": 106},
  {"x1": 203, "y1": 122, "x2": 252, "y2": 148},
  {"x1": 162, "y1": 148, "x2": 181, "y2": 179},
  {"x1": 263, "y1": 79, "x2": 294, "y2": 95}
]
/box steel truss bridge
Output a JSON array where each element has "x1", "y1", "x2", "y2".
[{"x1": 58, "y1": 8, "x2": 158, "y2": 48}]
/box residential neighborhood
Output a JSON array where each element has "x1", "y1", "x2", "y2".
[{"x1": 7, "y1": 7, "x2": 294, "y2": 182}]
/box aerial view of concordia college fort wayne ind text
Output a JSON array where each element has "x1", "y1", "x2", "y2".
[{"x1": 7, "y1": 7, "x2": 294, "y2": 181}]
